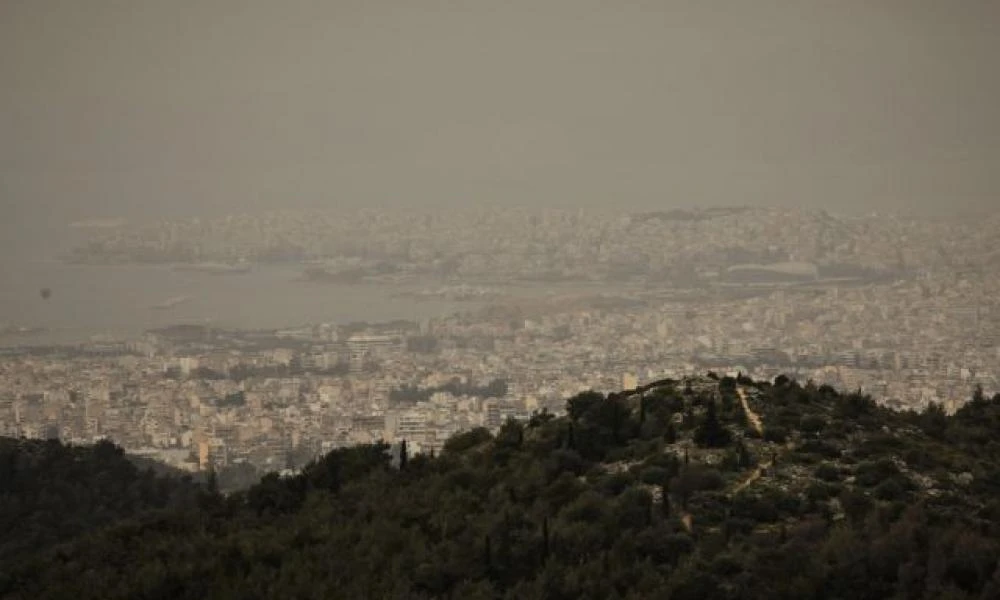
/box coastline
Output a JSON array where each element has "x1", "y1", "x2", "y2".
[{"x1": 0, "y1": 261, "x2": 474, "y2": 349}]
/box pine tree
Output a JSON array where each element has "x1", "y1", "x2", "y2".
[
  {"x1": 974, "y1": 384, "x2": 986, "y2": 404},
  {"x1": 399, "y1": 439, "x2": 408, "y2": 471}
]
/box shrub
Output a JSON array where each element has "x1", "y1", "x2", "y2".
[
  {"x1": 731, "y1": 492, "x2": 780, "y2": 523},
  {"x1": 800, "y1": 415, "x2": 827, "y2": 435},
  {"x1": 443, "y1": 428, "x2": 493, "y2": 454},
  {"x1": 855, "y1": 459, "x2": 900, "y2": 487},
  {"x1": 640, "y1": 466, "x2": 669, "y2": 486},
  {"x1": 711, "y1": 553, "x2": 743, "y2": 576},
  {"x1": 806, "y1": 482, "x2": 836, "y2": 502},
  {"x1": 764, "y1": 427, "x2": 789, "y2": 444},
  {"x1": 814, "y1": 463, "x2": 841, "y2": 482},
  {"x1": 798, "y1": 440, "x2": 842, "y2": 459},
  {"x1": 724, "y1": 517, "x2": 757, "y2": 538},
  {"x1": 597, "y1": 472, "x2": 633, "y2": 497},
  {"x1": 873, "y1": 478, "x2": 907, "y2": 501}
]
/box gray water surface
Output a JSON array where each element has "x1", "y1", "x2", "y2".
[{"x1": 0, "y1": 257, "x2": 467, "y2": 346}]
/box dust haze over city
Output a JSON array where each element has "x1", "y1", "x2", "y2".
[
  {"x1": 3, "y1": 1, "x2": 998, "y2": 233},
  {"x1": 2, "y1": 3, "x2": 1000, "y2": 596}
]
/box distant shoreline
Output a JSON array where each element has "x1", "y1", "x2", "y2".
[{"x1": 67, "y1": 218, "x2": 127, "y2": 229}]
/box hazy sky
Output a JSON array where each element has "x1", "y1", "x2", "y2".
[{"x1": 2, "y1": 0, "x2": 998, "y2": 241}]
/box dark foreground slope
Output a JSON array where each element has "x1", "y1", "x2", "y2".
[
  {"x1": 0, "y1": 438, "x2": 206, "y2": 566},
  {"x1": 4, "y1": 376, "x2": 1000, "y2": 599}
]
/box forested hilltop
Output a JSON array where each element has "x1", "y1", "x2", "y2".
[{"x1": 4, "y1": 375, "x2": 1000, "y2": 599}]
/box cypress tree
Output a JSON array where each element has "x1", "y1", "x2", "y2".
[
  {"x1": 665, "y1": 420, "x2": 677, "y2": 444},
  {"x1": 694, "y1": 397, "x2": 730, "y2": 448},
  {"x1": 738, "y1": 443, "x2": 751, "y2": 469}
]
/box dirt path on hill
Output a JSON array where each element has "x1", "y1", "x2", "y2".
[
  {"x1": 738, "y1": 387, "x2": 763, "y2": 436},
  {"x1": 731, "y1": 386, "x2": 770, "y2": 495},
  {"x1": 732, "y1": 461, "x2": 769, "y2": 495}
]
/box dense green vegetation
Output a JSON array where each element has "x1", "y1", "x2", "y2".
[
  {"x1": 4, "y1": 376, "x2": 1000, "y2": 599},
  {"x1": 0, "y1": 438, "x2": 204, "y2": 566}
]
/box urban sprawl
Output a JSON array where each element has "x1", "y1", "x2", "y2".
[{"x1": 2, "y1": 206, "x2": 998, "y2": 479}]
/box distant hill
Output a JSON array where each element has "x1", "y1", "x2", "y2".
[
  {"x1": 4, "y1": 376, "x2": 1000, "y2": 599},
  {"x1": 67, "y1": 218, "x2": 127, "y2": 229},
  {"x1": 631, "y1": 206, "x2": 753, "y2": 223}
]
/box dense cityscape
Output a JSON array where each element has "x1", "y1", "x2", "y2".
[{"x1": 3, "y1": 206, "x2": 998, "y2": 478}]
